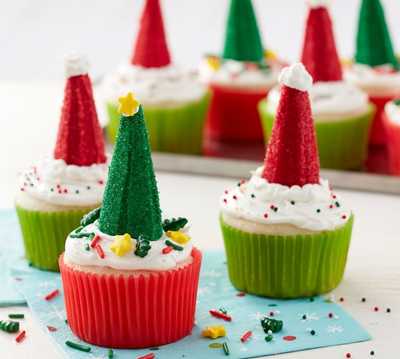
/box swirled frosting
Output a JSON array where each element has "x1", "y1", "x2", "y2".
[
  {"x1": 385, "y1": 100, "x2": 400, "y2": 124},
  {"x1": 220, "y1": 167, "x2": 351, "y2": 232},
  {"x1": 102, "y1": 64, "x2": 206, "y2": 107},
  {"x1": 345, "y1": 63, "x2": 400, "y2": 97},
  {"x1": 18, "y1": 158, "x2": 108, "y2": 207},
  {"x1": 266, "y1": 81, "x2": 369, "y2": 119},
  {"x1": 64, "y1": 222, "x2": 193, "y2": 271}
]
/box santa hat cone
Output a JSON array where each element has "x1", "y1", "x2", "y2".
[
  {"x1": 54, "y1": 54, "x2": 106, "y2": 166},
  {"x1": 131, "y1": 0, "x2": 171, "y2": 68},
  {"x1": 262, "y1": 63, "x2": 320, "y2": 187},
  {"x1": 355, "y1": 0, "x2": 399, "y2": 70},
  {"x1": 301, "y1": 1, "x2": 342, "y2": 82}
]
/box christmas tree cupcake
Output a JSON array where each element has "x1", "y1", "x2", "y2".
[
  {"x1": 15, "y1": 55, "x2": 108, "y2": 271},
  {"x1": 383, "y1": 100, "x2": 400, "y2": 175},
  {"x1": 259, "y1": 1, "x2": 373, "y2": 170},
  {"x1": 200, "y1": 0, "x2": 284, "y2": 159},
  {"x1": 220, "y1": 63, "x2": 353, "y2": 298},
  {"x1": 60, "y1": 93, "x2": 202, "y2": 348},
  {"x1": 345, "y1": 0, "x2": 400, "y2": 145},
  {"x1": 103, "y1": 0, "x2": 208, "y2": 154}
]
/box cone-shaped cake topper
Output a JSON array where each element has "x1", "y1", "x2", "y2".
[
  {"x1": 355, "y1": 0, "x2": 399, "y2": 69},
  {"x1": 262, "y1": 63, "x2": 320, "y2": 187},
  {"x1": 131, "y1": 0, "x2": 171, "y2": 68},
  {"x1": 222, "y1": 0, "x2": 264, "y2": 63},
  {"x1": 99, "y1": 92, "x2": 163, "y2": 240},
  {"x1": 54, "y1": 54, "x2": 106, "y2": 166},
  {"x1": 301, "y1": 0, "x2": 342, "y2": 82}
]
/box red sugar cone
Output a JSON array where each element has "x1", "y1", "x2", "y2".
[
  {"x1": 301, "y1": 3, "x2": 342, "y2": 82},
  {"x1": 263, "y1": 63, "x2": 320, "y2": 186},
  {"x1": 131, "y1": 0, "x2": 171, "y2": 68},
  {"x1": 54, "y1": 55, "x2": 106, "y2": 166}
]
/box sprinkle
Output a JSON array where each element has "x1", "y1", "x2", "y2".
[
  {"x1": 361, "y1": 297, "x2": 366, "y2": 302},
  {"x1": 283, "y1": 335, "x2": 296, "y2": 341},
  {"x1": 290, "y1": 201, "x2": 295, "y2": 205},
  {"x1": 302, "y1": 314, "x2": 307, "y2": 320},
  {"x1": 328, "y1": 313, "x2": 333, "y2": 318},
  {"x1": 374, "y1": 306, "x2": 379, "y2": 312},
  {"x1": 346, "y1": 353, "x2": 351, "y2": 358},
  {"x1": 86, "y1": 186, "x2": 91, "y2": 190},
  {"x1": 98, "y1": 180, "x2": 104, "y2": 185},
  {"x1": 309, "y1": 297, "x2": 315, "y2": 302},
  {"x1": 316, "y1": 209, "x2": 321, "y2": 213},
  {"x1": 224, "y1": 190, "x2": 228, "y2": 194},
  {"x1": 232, "y1": 195, "x2": 237, "y2": 200},
  {"x1": 56, "y1": 184, "x2": 61, "y2": 189},
  {"x1": 341, "y1": 215, "x2": 347, "y2": 220},
  {"x1": 240, "y1": 330, "x2": 252, "y2": 342},
  {"x1": 370, "y1": 350, "x2": 375, "y2": 356},
  {"x1": 0, "y1": 320, "x2": 19, "y2": 333},
  {"x1": 209, "y1": 343, "x2": 223, "y2": 349},
  {"x1": 162, "y1": 246, "x2": 173, "y2": 254},
  {"x1": 270, "y1": 204, "x2": 275, "y2": 209},
  {"x1": 310, "y1": 330, "x2": 316, "y2": 336},
  {"x1": 165, "y1": 239, "x2": 184, "y2": 251},
  {"x1": 47, "y1": 326, "x2": 57, "y2": 332},
  {"x1": 263, "y1": 213, "x2": 268, "y2": 219},
  {"x1": 251, "y1": 194, "x2": 255, "y2": 198},
  {"x1": 85, "y1": 243, "x2": 90, "y2": 251},
  {"x1": 50, "y1": 188, "x2": 54, "y2": 192},
  {"x1": 58, "y1": 190, "x2": 62, "y2": 194},
  {"x1": 15, "y1": 330, "x2": 26, "y2": 343},
  {"x1": 65, "y1": 340, "x2": 91, "y2": 352},
  {"x1": 222, "y1": 342, "x2": 230, "y2": 356},
  {"x1": 329, "y1": 204, "x2": 334, "y2": 209},
  {"x1": 265, "y1": 334, "x2": 273, "y2": 342},
  {"x1": 20, "y1": 188, "x2": 24, "y2": 192},
  {"x1": 335, "y1": 201, "x2": 340, "y2": 207},
  {"x1": 269, "y1": 311, "x2": 274, "y2": 317},
  {"x1": 8, "y1": 314, "x2": 24, "y2": 319},
  {"x1": 219, "y1": 308, "x2": 228, "y2": 314},
  {"x1": 44, "y1": 289, "x2": 59, "y2": 301},
  {"x1": 236, "y1": 292, "x2": 246, "y2": 297},
  {"x1": 63, "y1": 189, "x2": 68, "y2": 194},
  {"x1": 95, "y1": 244, "x2": 105, "y2": 259},
  {"x1": 223, "y1": 199, "x2": 227, "y2": 204},
  {"x1": 108, "y1": 349, "x2": 114, "y2": 358},
  {"x1": 209, "y1": 309, "x2": 232, "y2": 322},
  {"x1": 273, "y1": 207, "x2": 278, "y2": 212},
  {"x1": 339, "y1": 297, "x2": 344, "y2": 302},
  {"x1": 90, "y1": 234, "x2": 102, "y2": 248},
  {"x1": 386, "y1": 308, "x2": 391, "y2": 313}
]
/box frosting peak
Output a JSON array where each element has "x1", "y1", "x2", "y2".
[
  {"x1": 307, "y1": 0, "x2": 330, "y2": 8},
  {"x1": 65, "y1": 54, "x2": 89, "y2": 77},
  {"x1": 279, "y1": 63, "x2": 312, "y2": 92}
]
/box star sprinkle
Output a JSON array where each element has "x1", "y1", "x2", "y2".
[
  {"x1": 118, "y1": 92, "x2": 139, "y2": 116},
  {"x1": 110, "y1": 233, "x2": 134, "y2": 257},
  {"x1": 166, "y1": 230, "x2": 191, "y2": 245}
]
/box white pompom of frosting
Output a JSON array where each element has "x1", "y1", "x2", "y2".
[
  {"x1": 65, "y1": 54, "x2": 89, "y2": 77},
  {"x1": 307, "y1": 0, "x2": 330, "y2": 8},
  {"x1": 279, "y1": 63, "x2": 313, "y2": 92}
]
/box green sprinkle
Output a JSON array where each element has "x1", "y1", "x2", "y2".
[
  {"x1": 108, "y1": 349, "x2": 114, "y2": 358},
  {"x1": 0, "y1": 320, "x2": 19, "y2": 333},
  {"x1": 162, "y1": 217, "x2": 188, "y2": 232},
  {"x1": 70, "y1": 230, "x2": 94, "y2": 239},
  {"x1": 209, "y1": 343, "x2": 223, "y2": 349},
  {"x1": 310, "y1": 297, "x2": 315, "y2": 302},
  {"x1": 165, "y1": 239, "x2": 184, "y2": 251},
  {"x1": 222, "y1": 342, "x2": 230, "y2": 355},
  {"x1": 394, "y1": 99, "x2": 400, "y2": 106},
  {"x1": 290, "y1": 201, "x2": 295, "y2": 205},
  {"x1": 265, "y1": 334, "x2": 273, "y2": 342},
  {"x1": 251, "y1": 194, "x2": 256, "y2": 199},
  {"x1": 8, "y1": 314, "x2": 24, "y2": 319},
  {"x1": 316, "y1": 209, "x2": 321, "y2": 213},
  {"x1": 261, "y1": 317, "x2": 283, "y2": 333},
  {"x1": 310, "y1": 330, "x2": 316, "y2": 336},
  {"x1": 85, "y1": 243, "x2": 90, "y2": 251},
  {"x1": 335, "y1": 201, "x2": 340, "y2": 207},
  {"x1": 268, "y1": 304, "x2": 278, "y2": 307},
  {"x1": 219, "y1": 307, "x2": 228, "y2": 314},
  {"x1": 80, "y1": 207, "x2": 101, "y2": 227},
  {"x1": 65, "y1": 340, "x2": 91, "y2": 353}
]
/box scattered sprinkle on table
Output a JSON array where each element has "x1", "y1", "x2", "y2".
[
  {"x1": 310, "y1": 330, "x2": 316, "y2": 336},
  {"x1": 44, "y1": 289, "x2": 59, "y2": 301},
  {"x1": 236, "y1": 292, "x2": 245, "y2": 297},
  {"x1": 15, "y1": 330, "x2": 26, "y2": 343},
  {"x1": 8, "y1": 314, "x2": 24, "y2": 319},
  {"x1": 222, "y1": 342, "x2": 230, "y2": 356},
  {"x1": 108, "y1": 349, "x2": 114, "y2": 358},
  {"x1": 283, "y1": 335, "x2": 296, "y2": 341},
  {"x1": 209, "y1": 309, "x2": 232, "y2": 322},
  {"x1": 137, "y1": 353, "x2": 155, "y2": 359},
  {"x1": 0, "y1": 320, "x2": 19, "y2": 333},
  {"x1": 345, "y1": 353, "x2": 351, "y2": 358},
  {"x1": 65, "y1": 340, "x2": 91, "y2": 352},
  {"x1": 208, "y1": 343, "x2": 223, "y2": 349},
  {"x1": 47, "y1": 325, "x2": 57, "y2": 332},
  {"x1": 240, "y1": 330, "x2": 252, "y2": 343}
]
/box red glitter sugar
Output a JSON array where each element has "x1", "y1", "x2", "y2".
[{"x1": 44, "y1": 289, "x2": 60, "y2": 301}]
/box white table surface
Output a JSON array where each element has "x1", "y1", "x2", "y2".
[{"x1": 1, "y1": 83, "x2": 400, "y2": 358}]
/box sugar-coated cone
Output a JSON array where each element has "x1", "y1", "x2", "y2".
[
  {"x1": 355, "y1": 0, "x2": 399, "y2": 69},
  {"x1": 262, "y1": 63, "x2": 320, "y2": 186},
  {"x1": 301, "y1": 2, "x2": 342, "y2": 82},
  {"x1": 222, "y1": 0, "x2": 264, "y2": 63},
  {"x1": 54, "y1": 54, "x2": 106, "y2": 166},
  {"x1": 131, "y1": 0, "x2": 171, "y2": 68}
]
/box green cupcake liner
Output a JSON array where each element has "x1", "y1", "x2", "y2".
[
  {"x1": 106, "y1": 94, "x2": 210, "y2": 155},
  {"x1": 16, "y1": 206, "x2": 92, "y2": 271},
  {"x1": 259, "y1": 101, "x2": 375, "y2": 170},
  {"x1": 220, "y1": 216, "x2": 354, "y2": 298}
]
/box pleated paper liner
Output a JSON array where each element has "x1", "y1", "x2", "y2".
[
  {"x1": 16, "y1": 206, "x2": 93, "y2": 271},
  {"x1": 259, "y1": 101, "x2": 375, "y2": 170},
  {"x1": 106, "y1": 94, "x2": 209, "y2": 155},
  {"x1": 205, "y1": 84, "x2": 268, "y2": 142},
  {"x1": 59, "y1": 248, "x2": 202, "y2": 349},
  {"x1": 220, "y1": 216, "x2": 353, "y2": 299},
  {"x1": 383, "y1": 112, "x2": 400, "y2": 175}
]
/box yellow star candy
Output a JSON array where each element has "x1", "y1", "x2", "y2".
[
  {"x1": 201, "y1": 325, "x2": 226, "y2": 339},
  {"x1": 264, "y1": 49, "x2": 277, "y2": 61},
  {"x1": 110, "y1": 233, "x2": 134, "y2": 257},
  {"x1": 206, "y1": 56, "x2": 220, "y2": 71},
  {"x1": 166, "y1": 230, "x2": 191, "y2": 245},
  {"x1": 118, "y1": 92, "x2": 140, "y2": 116}
]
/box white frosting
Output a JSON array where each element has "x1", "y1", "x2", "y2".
[
  {"x1": 65, "y1": 54, "x2": 89, "y2": 77},
  {"x1": 345, "y1": 63, "x2": 400, "y2": 96},
  {"x1": 199, "y1": 59, "x2": 279, "y2": 90},
  {"x1": 266, "y1": 81, "x2": 369, "y2": 119},
  {"x1": 64, "y1": 222, "x2": 193, "y2": 271},
  {"x1": 220, "y1": 167, "x2": 351, "y2": 232},
  {"x1": 308, "y1": 0, "x2": 330, "y2": 8},
  {"x1": 385, "y1": 101, "x2": 400, "y2": 125},
  {"x1": 102, "y1": 64, "x2": 206, "y2": 106},
  {"x1": 18, "y1": 157, "x2": 108, "y2": 207},
  {"x1": 279, "y1": 63, "x2": 312, "y2": 92}
]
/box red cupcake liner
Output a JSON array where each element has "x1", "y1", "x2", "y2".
[
  {"x1": 369, "y1": 95, "x2": 399, "y2": 145},
  {"x1": 59, "y1": 248, "x2": 202, "y2": 349},
  {"x1": 205, "y1": 84, "x2": 268, "y2": 142},
  {"x1": 383, "y1": 112, "x2": 400, "y2": 175}
]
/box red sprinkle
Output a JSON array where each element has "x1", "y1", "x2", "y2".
[
  {"x1": 263, "y1": 213, "x2": 268, "y2": 219},
  {"x1": 20, "y1": 188, "x2": 25, "y2": 192},
  {"x1": 223, "y1": 199, "x2": 227, "y2": 204},
  {"x1": 224, "y1": 190, "x2": 228, "y2": 194},
  {"x1": 63, "y1": 189, "x2": 68, "y2": 194},
  {"x1": 346, "y1": 353, "x2": 351, "y2": 358},
  {"x1": 162, "y1": 246, "x2": 173, "y2": 254},
  {"x1": 329, "y1": 204, "x2": 334, "y2": 209},
  {"x1": 269, "y1": 311, "x2": 274, "y2": 317},
  {"x1": 283, "y1": 335, "x2": 296, "y2": 341},
  {"x1": 47, "y1": 326, "x2": 58, "y2": 332},
  {"x1": 137, "y1": 354, "x2": 155, "y2": 359},
  {"x1": 95, "y1": 244, "x2": 105, "y2": 259},
  {"x1": 237, "y1": 292, "x2": 246, "y2": 297},
  {"x1": 341, "y1": 215, "x2": 347, "y2": 220},
  {"x1": 15, "y1": 330, "x2": 26, "y2": 343},
  {"x1": 240, "y1": 330, "x2": 252, "y2": 343},
  {"x1": 44, "y1": 289, "x2": 60, "y2": 301},
  {"x1": 56, "y1": 184, "x2": 61, "y2": 189},
  {"x1": 270, "y1": 204, "x2": 275, "y2": 209},
  {"x1": 58, "y1": 190, "x2": 62, "y2": 194},
  {"x1": 233, "y1": 195, "x2": 237, "y2": 200},
  {"x1": 328, "y1": 313, "x2": 334, "y2": 318},
  {"x1": 98, "y1": 180, "x2": 104, "y2": 185},
  {"x1": 374, "y1": 306, "x2": 379, "y2": 312},
  {"x1": 209, "y1": 309, "x2": 232, "y2": 322},
  {"x1": 90, "y1": 235, "x2": 102, "y2": 248}
]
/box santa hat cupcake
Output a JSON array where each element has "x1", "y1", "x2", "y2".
[{"x1": 15, "y1": 55, "x2": 108, "y2": 271}]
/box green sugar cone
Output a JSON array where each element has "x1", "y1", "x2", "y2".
[
  {"x1": 106, "y1": 94, "x2": 209, "y2": 155},
  {"x1": 220, "y1": 216, "x2": 353, "y2": 298},
  {"x1": 16, "y1": 206, "x2": 93, "y2": 271},
  {"x1": 259, "y1": 101, "x2": 375, "y2": 170}
]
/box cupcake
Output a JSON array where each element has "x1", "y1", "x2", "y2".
[
  {"x1": 220, "y1": 63, "x2": 353, "y2": 299},
  {"x1": 200, "y1": 0, "x2": 284, "y2": 160},
  {"x1": 345, "y1": 0, "x2": 400, "y2": 145},
  {"x1": 383, "y1": 100, "x2": 400, "y2": 175},
  {"x1": 15, "y1": 55, "x2": 108, "y2": 271},
  {"x1": 60, "y1": 93, "x2": 202, "y2": 349},
  {"x1": 259, "y1": 1, "x2": 374, "y2": 170},
  {"x1": 103, "y1": 0, "x2": 208, "y2": 155}
]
